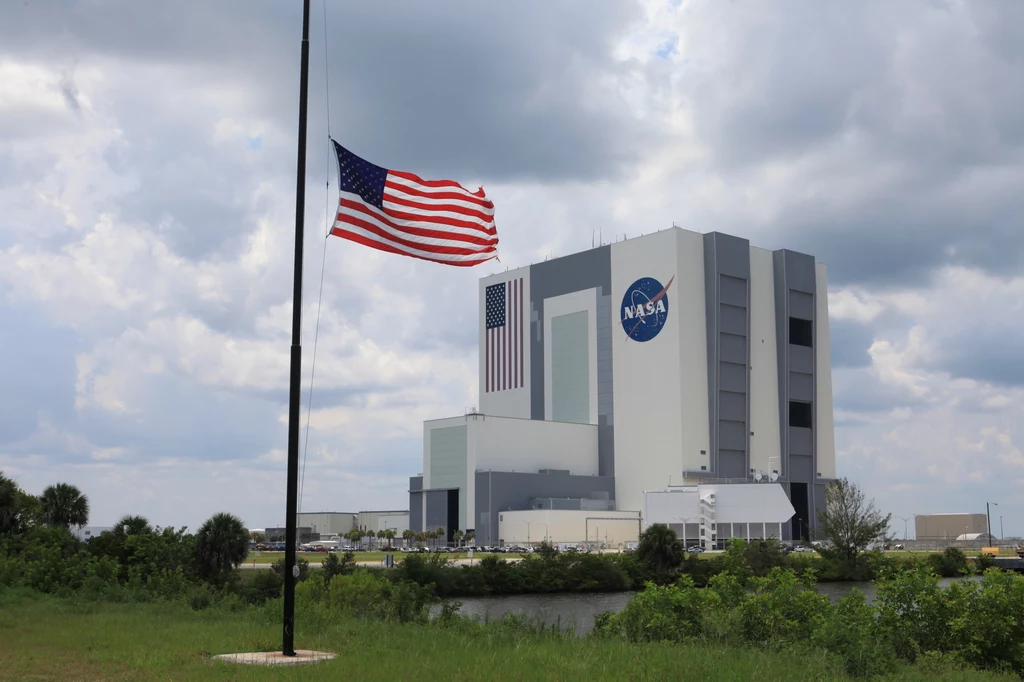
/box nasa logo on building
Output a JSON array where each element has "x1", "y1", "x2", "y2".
[{"x1": 620, "y1": 276, "x2": 674, "y2": 342}]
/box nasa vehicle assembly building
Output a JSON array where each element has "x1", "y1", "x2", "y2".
[{"x1": 408, "y1": 227, "x2": 836, "y2": 548}]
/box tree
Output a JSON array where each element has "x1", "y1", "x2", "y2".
[
  {"x1": 453, "y1": 529, "x2": 465, "y2": 548},
  {"x1": 636, "y1": 523, "x2": 684, "y2": 580},
  {"x1": 39, "y1": 482, "x2": 89, "y2": 530},
  {"x1": 377, "y1": 529, "x2": 386, "y2": 547},
  {"x1": 250, "y1": 531, "x2": 266, "y2": 544},
  {"x1": 115, "y1": 514, "x2": 154, "y2": 537},
  {"x1": 384, "y1": 528, "x2": 396, "y2": 547},
  {"x1": 194, "y1": 512, "x2": 249, "y2": 583},
  {"x1": 0, "y1": 472, "x2": 28, "y2": 534},
  {"x1": 401, "y1": 529, "x2": 414, "y2": 547},
  {"x1": 436, "y1": 526, "x2": 446, "y2": 548},
  {"x1": 817, "y1": 477, "x2": 892, "y2": 565},
  {"x1": 465, "y1": 530, "x2": 476, "y2": 546}
]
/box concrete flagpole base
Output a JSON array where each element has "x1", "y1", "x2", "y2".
[{"x1": 213, "y1": 650, "x2": 336, "y2": 666}]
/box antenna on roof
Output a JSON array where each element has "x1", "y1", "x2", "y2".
[{"x1": 591, "y1": 230, "x2": 595, "y2": 248}]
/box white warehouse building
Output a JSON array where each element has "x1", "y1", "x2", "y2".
[{"x1": 409, "y1": 227, "x2": 836, "y2": 547}]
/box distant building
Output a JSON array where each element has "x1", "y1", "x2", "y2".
[
  {"x1": 915, "y1": 513, "x2": 988, "y2": 541},
  {"x1": 356, "y1": 510, "x2": 409, "y2": 534},
  {"x1": 409, "y1": 227, "x2": 837, "y2": 545},
  {"x1": 296, "y1": 512, "x2": 357, "y2": 538},
  {"x1": 71, "y1": 526, "x2": 113, "y2": 542}
]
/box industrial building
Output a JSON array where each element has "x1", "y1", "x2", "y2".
[
  {"x1": 915, "y1": 513, "x2": 989, "y2": 541},
  {"x1": 409, "y1": 227, "x2": 837, "y2": 546}
]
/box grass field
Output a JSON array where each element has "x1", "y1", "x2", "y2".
[{"x1": 0, "y1": 589, "x2": 1016, "y2": 682}]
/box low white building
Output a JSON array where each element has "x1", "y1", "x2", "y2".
[
  {"x1": 357, "y1": 510, "x2": 409, "y2": 534},
  {"x1": 497, "y1": 509, "x2": 641, "y2": 548},
  {"x1": 644, "y1": 483, "x2": 797, "y2": 548}
]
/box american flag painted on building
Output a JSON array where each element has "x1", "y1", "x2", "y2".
[
  {"x1": 484, "y1": 277, "x2": 524, "y2": 393},
  {"x1": 329, "y1": 139, "x2": 498, "y2": 267}
]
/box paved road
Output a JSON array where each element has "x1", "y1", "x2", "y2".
[{"x1": 238, "y1": 555, "x2": 524, "y2": 569}]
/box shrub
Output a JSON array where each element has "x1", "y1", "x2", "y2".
[
  {"x1": 928, "y1": 547, "x2": 971, "y2": 577},
  {"x1": 241, "y1": 569, "x2": 283, "y2": 605},
  {"x1": 610, "y1": 576, "x2": 723, "y2": 643}
]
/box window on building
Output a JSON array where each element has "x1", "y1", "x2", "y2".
[
  {"x1": 790, "y1": 317, "x2": 812, "y2": 347},
  {"x1": 789, "y1": 401, "x2": 812, "y2": 428}
]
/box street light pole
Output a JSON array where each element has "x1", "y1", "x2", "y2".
[
  {"x1": 1000, "y1": 515, "x2": 1004, "y2": 541},
  {"x1": 898, "y1": 516, "x2": 910, "y2": 542},
  {"x1": 986, "y1": 502, "x2": 998, "y2": 542}
]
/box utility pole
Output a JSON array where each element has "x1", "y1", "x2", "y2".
[
  {"x1": 282, "y1": 0, "x2": 311, "y2": 658},
  {"x1": 898, "y1": 516, "x2": 910, "y2": 542},
  {"x1": 986, "y1": 502, "x2": 998, "y2": 542}
]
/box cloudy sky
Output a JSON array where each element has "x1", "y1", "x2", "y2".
[{"x1": 2, "y1": 0, "x2": 1022, "y2": 538}]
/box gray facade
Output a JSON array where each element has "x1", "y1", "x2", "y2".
[
  {"x1": 529, "y1": 247, "x2": 616, "y2": 476},
  {"x1": 408, "y1": 475, "x2": 423, "y2": 533},
  {"x1": 680, "y1": 236, "x2": 826, "y2": 539},
  {"x1": 474, "y1": 470, "x2": 616, "y2": 546},
  {"x1": 701, "y1": 232, "x2": 752, "y2": 481},
  {"x1": 773, "y1": 248, "x2": 820, "y2": 541}
]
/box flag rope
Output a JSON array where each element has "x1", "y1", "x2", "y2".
[{"x1": 297, "y1": 0, "x2": 334, "y2": 522}]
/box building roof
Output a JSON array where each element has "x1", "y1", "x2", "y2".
[{"x1": 954, "y1": 533, "x2": 995, "y2": 541}]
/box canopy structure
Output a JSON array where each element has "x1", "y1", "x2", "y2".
[{"x1": 954, "y1": 532, "x2": 996, "y2": 543}]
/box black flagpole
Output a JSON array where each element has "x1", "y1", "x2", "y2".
[{"x1": 283, "y1": 0, "x2": 311, "y2": 657}]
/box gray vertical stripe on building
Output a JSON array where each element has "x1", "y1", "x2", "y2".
[
  {"x1": 528, "y1": 246, "x2": 614, "y2": 475},
  {"x1": 772, "y1": 248, "x2": 818, "y2": 538},
  {"x1": 703, "y1": 232, "x2": 751, "y2": 479}
]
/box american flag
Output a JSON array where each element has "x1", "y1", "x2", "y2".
[
  {"x1": 329, "y1": 140, "x2": 498, "y2": 266},
  {"x1": 485, "y1": 277, "x2": 524, "y2": 393}
]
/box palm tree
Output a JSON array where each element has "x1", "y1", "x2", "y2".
[
  {"x1": 249, "y1": 531, "x2": 266, "y2": 544},
  {"x1": 363, "y1": 528, "x2": 375, "y2": 549},
  {"x1": 115, "y1": 514, "x2": 153, "y2": 536},
  {"x1": 377, "y1": 529, "x2": 386, "y2": 548},
  {"x1": 453, "y1": 530, "x2": 465, "y2": 548},
  {"x1": 465, "y1": 530, "x2": 476, "y2": 547},
  {"x1": 194, "y1": 512, "x2": 248, "y2": 583},
  {"x1": 346, "y1": 529, "x2": 362, "y2": 547},
  {"x1": 384, "y1": 528, "x2": 396, "y2": 547},
  {"x1": 401, "y1": 529, "x2": 414, "y2": 547},
  {"x1": 636, "y1": 523, "x2": 684, "y2": 579},
  {"x1": 436, "y1": 526, "x2": 446, "y2": 549},
  {"x1": 39, "y1": 482, "x2": 89, "y2": 529}
]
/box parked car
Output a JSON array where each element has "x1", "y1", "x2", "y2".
[{"x1": 686, "y1": 546, "x2": 704, "y2": 553}]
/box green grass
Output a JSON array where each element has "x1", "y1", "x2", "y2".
[{"x1": 0, "y1": 590, "x2": 1015, "y2": 681}]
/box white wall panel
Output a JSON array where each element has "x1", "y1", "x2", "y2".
[
  {"x1": 479, "y1": 267, "x2": 532, "y2": 419},
  {"x1": 611, "y1": 229, "x2": 689, "y2": 513},
  {"x1": 475, "y1": 416, "x2": 598, "y2": 477},
  {"x1": 749, "y1": 247, "x2": 781, "y2": 478},
  {"x1": 815, "y1": 263, "x2": 837, "y2": 479},
  {"x1": 497, "y1": 509, "x2": 641, "y2": 546},
  {"x1": 675, "y1": 231, "x2": 712, "y2": 474},
  {"x1": 644, "y1": 484, "x2": 795, "y2": 526}
]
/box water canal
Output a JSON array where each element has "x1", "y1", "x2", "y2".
[{"x1": 441, "y1": 577, "x2": 974, "y2": 635}]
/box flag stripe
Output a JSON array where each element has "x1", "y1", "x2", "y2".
[
  {"x1": 337, "y1": 202, "x2": 497, "y2": 255},
  {"x1": 383, "y1": 192, "x2": 495, "y2": 227},
  {"x1": 346, "y1": 191, "x2": 497, "y2": 241},
  {"x1": 342, "y1": 199, "x2": 497, "y2": 248},
  {"x1": 388, "y1": 169, "x2": 486, "y2": 196},
  {"x1": 384, "y1": 181, "x2": 494, "y2": 211},
  {"x1": 331, "y1": 227, "x2": 496, "y2": 266}
]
